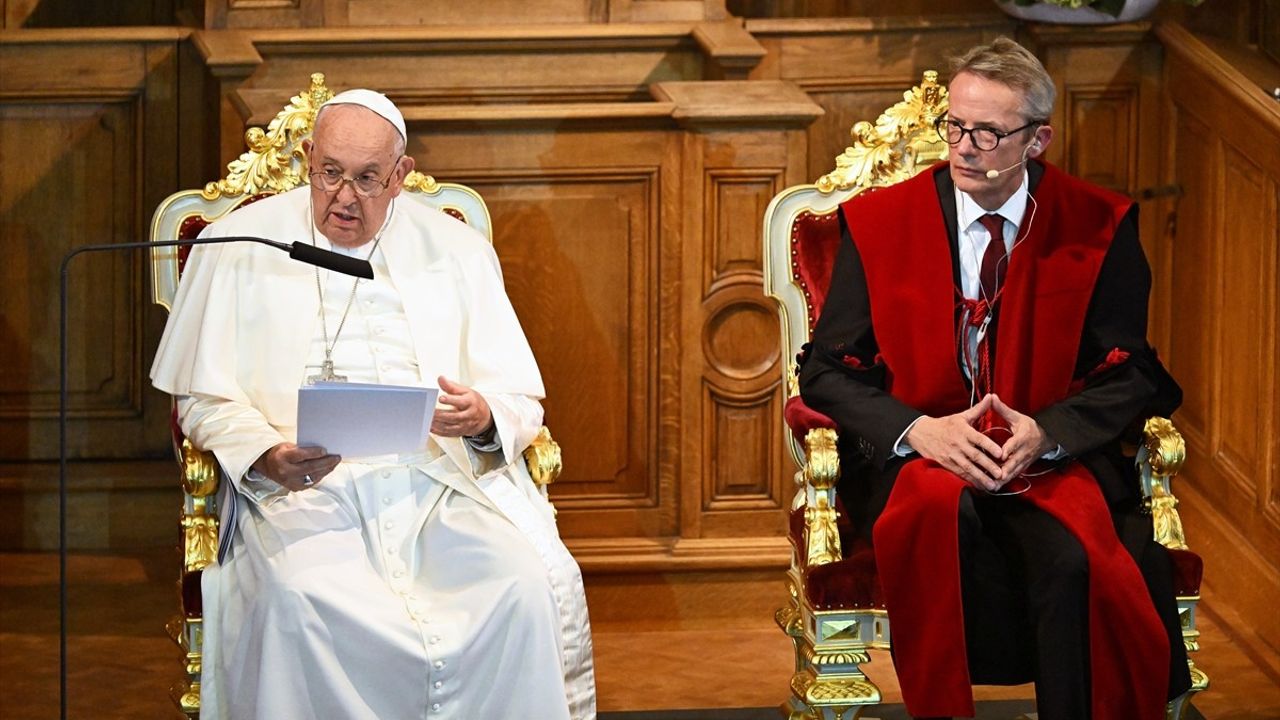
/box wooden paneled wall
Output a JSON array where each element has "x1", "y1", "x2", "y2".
[
  {"x1": 745, "y1": 15, "x2": 1015, "y2": 181},
  {"x1": 182, "y1": 0, "x2": 729, "y2": 29},
  {"x1": 1157, "y1": 21, "x2": 1280, "y2": 657},
  {"x1": 0, "y1": 28, "x2": 195, "y2": 549}
]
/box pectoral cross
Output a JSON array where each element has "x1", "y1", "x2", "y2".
[{"x1": 307, "y1": 358, "x2": 347, "y2": 385}]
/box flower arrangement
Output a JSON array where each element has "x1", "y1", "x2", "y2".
[{"x1": 1005, "y1": 0, "x2": 1205, "y2": 17}]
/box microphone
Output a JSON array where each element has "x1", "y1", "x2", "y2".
[
  {"x1": 985, "y1": 161, "x2": 1023, "y2": 180},
  {"x1": 985, "y1": 142, "x2": 1038, "y2": 180},
  {"x1": 55, "y1": 233, "x2": 370, "y2": 719}
]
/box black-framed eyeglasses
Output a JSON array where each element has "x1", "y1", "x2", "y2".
[
  {"x1": 935, "y1": 117, "x2": 1041, "y2": 152},
  {"x1": 308, "y1": 164, "x2": 399, "y2": 198}
]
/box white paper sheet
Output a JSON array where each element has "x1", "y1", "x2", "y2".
[{"x1": 296, "y1": 382, "x2": 438, "y2": 458}]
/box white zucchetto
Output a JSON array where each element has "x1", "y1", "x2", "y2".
[{"x1": 321, "y1": 88, "x2": 407, "y2": 141}]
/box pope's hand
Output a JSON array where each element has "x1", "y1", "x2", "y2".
[
  {"x1": 904, "y1": 394, "x2": 1005, "y2": 491},
  {"x1": 253, "y1": 443, "x2": 340, "y2": 492},
  {"x1": 432, "y1": 376, "x2": 494, "y2": 438}
]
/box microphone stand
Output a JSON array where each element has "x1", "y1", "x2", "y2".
[{"x1": 57, "y1": 236, "x2": 371, "y2": 719}]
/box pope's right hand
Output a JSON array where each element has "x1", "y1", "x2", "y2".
[
  {"x1": 253, "y1": 442, "x2": 341, "y2": 492},
  {"x1": 904, "y1": 394, "x2": 1005, "y2": 492}
]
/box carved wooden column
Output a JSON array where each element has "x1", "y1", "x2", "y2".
[{"x1": 653, "y1": 80, "x2": 821, "y2": 557}]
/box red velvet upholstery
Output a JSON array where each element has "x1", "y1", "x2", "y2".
[
  {"x1": 784, "y1": 395, "x2": 838, "y2": 443},
  {"x1": 790, "y1": 209, "x2": 843, "y2": 332},
  {"x1": 177, "y1": 193, "x2": 273, "y2": 272},
  {"x1": 788, "y1": 499, "x2": 886, "y2": 610},
  {"x1": 1168, "y1": 548, "x2": 1203, "y2": 597}
]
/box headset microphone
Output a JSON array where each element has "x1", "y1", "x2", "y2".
[
  {"x1": 985, "y1": 141, "x2": 1038, "y2": 179},
  {"x1": 985, "y1": 162, "x2": 1021, "y2": 180}
]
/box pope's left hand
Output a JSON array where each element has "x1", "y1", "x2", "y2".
[
  {"x1": 990, "y1": 394, "x2": 1056, "y2": 485},
  {"x1": 432, "y1": 376, "x2": 494, "y2": 438}
]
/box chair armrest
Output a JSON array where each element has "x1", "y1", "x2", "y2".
[
  {"x1": 784, "y1": 395, "x2": 838, "y2": 442},
  {"x1": 1138, "y1": 417, "x2": 1190, "y2": 551},
  {"x1": 803, "y1": 428, "x2": 843, "y2": 567},
  {"x1": 522, "y1": 425, "x2": 562, "y2": 487},
  {"x1": 178, "y1": 437, "x2": 220, "y2": 573}
]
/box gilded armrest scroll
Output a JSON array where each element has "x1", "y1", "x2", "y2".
[
  {"x1": 179, "y1": 439, "x2": 221, "y2": 573},
  {"x1": 1139, "y1": 417, "x2": 1189, "y2": 551},
  {"x1": 803, "y1": 428, "x2": 842, "y2": 567},
  {"x1": 523, "y1": 425, "x2": 562, "y2": 487}
]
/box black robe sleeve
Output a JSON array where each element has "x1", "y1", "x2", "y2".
[{"x1": 798, "y1": 213, "x2": 923, "y2": 469}]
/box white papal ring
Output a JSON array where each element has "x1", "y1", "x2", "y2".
[{"x1": 302, "y1": 474, "x2": 314, "y2": 486}]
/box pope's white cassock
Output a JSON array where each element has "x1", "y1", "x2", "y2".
[{"x1": 150, "y1": 186, "x2": 596, "y2": 720}]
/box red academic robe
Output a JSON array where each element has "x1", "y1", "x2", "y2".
[{"x1": 817, "y1": 161, "x2": 1174, "y2": 719}]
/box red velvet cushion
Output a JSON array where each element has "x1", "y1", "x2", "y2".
[
  {"x1": 807, "y1": 546, "x2": 886, "y2": 610},
  {"x1": 183, "y1": 569, "x2": 204, "y2": 617},
  {"x1": 789, "y1": 501, "x2": 885, "y2": 610},
  {"x1": 784, "y1": 395, "x2": 838, "y2": 443},
  {"x1": 790, "y1": 209, "x2": 843, "y2": 332},
  {"x1": 1168, "y1": 547, "x2": 1203, "y2": 596}
]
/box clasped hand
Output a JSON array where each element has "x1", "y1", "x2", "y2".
[{"x1": 904, "y1": 394, "x2": 1055, "y2": 492}]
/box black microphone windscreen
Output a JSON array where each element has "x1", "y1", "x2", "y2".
[{"x1": 289, "y1": 242, "x2": 374, "y2": 279}]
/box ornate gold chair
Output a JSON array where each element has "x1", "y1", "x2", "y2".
[
  {"x1": 762, "y1": 72, "x2": 1208, "y2": 720},
  {"x1": 149, "y1": 73, "x2": 563, "y2": 718}
]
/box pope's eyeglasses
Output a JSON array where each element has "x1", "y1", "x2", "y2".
[{"x1": 308, "y1": 165, "x2": 399, "y2": 198}]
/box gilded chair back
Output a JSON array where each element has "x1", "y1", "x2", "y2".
[{"x1": 762, "y1": 71, "x2": 949, "y2": 466}]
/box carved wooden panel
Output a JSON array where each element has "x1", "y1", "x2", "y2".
[
  {"x1": 482, "y1": 175, "x2": 657, "y2": 505},
  {"x1": 1217, "y1": 147, "x2": 1275, "y2": 492},
  {"x1": 706, "y1": 172, "x2": 773, "y2": 288},
  {"x1": 0, "y1": 99, "x2": 142, "y2": 423},
  {"x1": 701, "y1": 171, "x2": 785, "y2": 512},
  {"x1": 0, "y1": 36, "x2": 181, "y2": 463},
  {"x1": 1167, "y1": 113, "x2": 1215, "y2": 451},
  {"x1": 401, "y1": 123, "x2": 682, "y2": 543},
  {"x1": 1161, "y1": 21, "x2": 1280, "y2": 654},
  {"x1": 346, "y1": 0, "x2": 607, "y2": 25},
  {"x1": 242, "y1": 43, "x2": 703, "y2": 106},
  {"x1": 1064, "y1": 88, "x2": 1137, "y2": 194}
]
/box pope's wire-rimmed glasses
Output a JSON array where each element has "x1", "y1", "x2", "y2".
[
  {"x1": 308, "y1": 162, "x2": 400, "y2": 198},
  {"x1": 935, "y1": 117, "x2": 1042, "y2": 152}
]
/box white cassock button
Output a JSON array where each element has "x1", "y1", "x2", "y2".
[
  {"x1": 433, "y1": 680, "x2": 442, "y2": 689},
  {"x1": 386, "y1": 546, "x2": 396, "y2": 555},
  {"x1": 431, "y1": 703, "x2": 441, "y2": 712},
  {"x1": 429, "y1": 635, "x2": 440, "y2": 644},
  {"x1": 384, "y1": 520, "x2": 395, "y2": 530},
  {"x1": 434, "y1": 660, "x2": 445, "y2": 670},
  {"x1": 392, "y1": 569, "x2": 405, "y2": 578},
  {"x1": 382, "y1": 496, "x2": 392, "y2": 505},
  {"x1": 381, "y1": 470, "x2": 391, "y2": 479}
]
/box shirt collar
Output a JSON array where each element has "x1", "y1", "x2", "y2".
[{"x1": 954, "y1": 169, "x2": 1030, "y2": 234}]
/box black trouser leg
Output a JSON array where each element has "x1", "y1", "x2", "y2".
[{"x1": 975, "y1": 496, "x2": 1091, "y2": 720}]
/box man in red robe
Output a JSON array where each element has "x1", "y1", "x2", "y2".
[{"x1": 799, "y1": 37, "x2": 1191, "y2": 720}]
